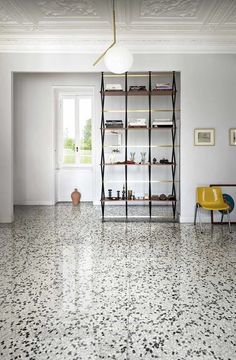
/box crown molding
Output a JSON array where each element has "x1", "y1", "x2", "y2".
[{"x1": 0, "y1": 33, "x2": 236, "y2": 54}]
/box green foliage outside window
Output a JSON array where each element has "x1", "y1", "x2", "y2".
[
  {"x1": 63, "y1": 119, "x2": 92, "y2": 164},
  {"x1": 80, "y1": 118, "x2": 92, "y2": 150},
  {"x1": 64, "y1": 137, "x2": 75, "y2": 151}
]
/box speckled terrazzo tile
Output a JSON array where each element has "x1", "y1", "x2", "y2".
[
  {"x1": 0, "y1": 204, "x2": 236, "y2": 360},
  {"x1": 127, "y1": 224, "x2": 236, "y2": 359},
  {"x1": 9, "y1": 335, "x2": 98, "y2": 360}
]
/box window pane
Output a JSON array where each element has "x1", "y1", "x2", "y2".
[
  {"x1": 79, "y1": 98, "x2": 92, "y2": 164},
  {"x1": 63, "y1": 98, "x2": 76, "y2": 164}
]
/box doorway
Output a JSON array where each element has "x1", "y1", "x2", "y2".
[{"x1": 55, "y1": 87, "x2": 94, "y2": 202}]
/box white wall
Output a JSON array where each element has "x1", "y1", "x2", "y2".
[
  {"x1": 0, "y1": 53, "x2": 235, "y2": 222},
  {"x1": 13, "y1": 73, "x2": 101, "y2": 205}
]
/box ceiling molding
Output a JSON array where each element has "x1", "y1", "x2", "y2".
[
  {"x1": 140, "y1": 0, "x2": 202, "y2": 18},
  {"x1": 0, "y1": 0, "x2": 236, "y2": 54},
  {"x1": 1, "y1": 35, "x2": 236, "y2": 54},
  {"x1": 36, "y1": 0, "x2": 97, "y2": 17}
]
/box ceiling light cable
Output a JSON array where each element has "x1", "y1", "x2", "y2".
[{"x1": 93, "y1": 0, "x2": 117, "y2": 66}]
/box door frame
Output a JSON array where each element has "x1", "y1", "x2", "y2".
[{"x1": 52, "y1": 85, "x2": 95, "y2": 204}]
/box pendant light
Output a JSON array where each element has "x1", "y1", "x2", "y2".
[{"x1": 93, "y1": 0, "x2": 133, "y2": 73}]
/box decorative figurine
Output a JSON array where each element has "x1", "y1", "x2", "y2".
[
  {"x1": 159, "y1": 193, "x2": 167, "y2": 200},
  {"x1": 160, "y1": 158, "x2": 169, "y2": 164},
  {"x1": 108, "y1": 189, "x2": 112, "y2": 199},
  {"x1": 140, "y1": 152, "x2": 146, "y2": 164},
  {"x1": 131, "y1": 191, "x2": 136, "y2": 200},
  {"x1": 128, "y1": 190, "x2": 132, "y2": 200},
  {"x1": 130, "y1": 152, "x2": 135, "y2": 162},
  {"x1": 109, "y1": 148, "x2": 120, "y2": 163},
  {"x1": 122, "y1": 185, "x2": 126, "y2": 200}
]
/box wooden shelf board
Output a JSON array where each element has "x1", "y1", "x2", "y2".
[
  {"x1": 101, "y1": 199, "x2": 177, "y2": 202},
  {"x1": 103, "y1": 72, "x2": 174, "y2": 78},
  {"x1": 103, "y1": 90, "x2": 124, "y2": 96},
  {"x1": 104, "y1": 163, "x2": 175, "y2": 166},
  {"x1": 152, "y1": 163, "x2": 175, "y2": 166},
  {"x1": 103, "y1": 127, "x2": 174, "y2": 131},
  {"x1": 128, "y1": 90, "x2": 149, "y2": 96},
  {"x1": 128, "y1": 126, "x2": 148, "y2": 129},
  {"x1": 104, "y1": 145, "x2": 179, "y2": 148},
  {"x1": 103, "y1": 109, "x2": 179, "y2": 113},
  {"x1": 151, "y1": 90, "x2": 174, "y2": 96},
  {"x1": 105, "y1": 163, "x2": 149, "y2": 166},
  {"x1": 102, "y1": 90, "x2": 175, "y2": 96}
]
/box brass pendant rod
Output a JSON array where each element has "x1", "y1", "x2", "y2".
[{"x1": 93, "y1": 0, "x2": 117, "y2": 66}]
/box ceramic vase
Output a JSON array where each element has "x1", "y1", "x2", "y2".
[{"x1": 71, "y1": 188, "x2": 81, "y2": 206}]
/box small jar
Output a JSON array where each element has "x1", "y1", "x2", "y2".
[
  {"x1": 128, "y1": 190, "x2": 132, "y2": 200},
  {"x1": 71, "y1": 188, "x2": 81, "y2": 206}
]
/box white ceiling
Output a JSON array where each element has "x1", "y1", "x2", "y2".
[{"x1": 0, "y1": 0, "x2": 236, "y2": 53}]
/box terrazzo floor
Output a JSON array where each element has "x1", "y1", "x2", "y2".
[{"x1": 0, "y1": 203, "x2": 235, "y2": 360}]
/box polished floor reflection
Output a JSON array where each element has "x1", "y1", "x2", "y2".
[{"x1": 0, "y1": 204, "x2": 235, "y2": 360}]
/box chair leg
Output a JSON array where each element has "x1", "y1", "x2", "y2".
[
  {"x1": 221, "y1": 213, "x2": 224, "y2": 223},
  {"x1": 194, "y1": 204, "x2": 198, "y2": 225},
  {"x1": 198, "y1": 206, "x2": 202, "y2": 233},
  {"x1": 226, "y1": 209, "x2": 231, "y2": 233}
]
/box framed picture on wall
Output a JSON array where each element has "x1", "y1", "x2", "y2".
[
  {"x1": 229, "y1": 128, "x2": 236, "y2": 146},
  {"x1": 194, "y1": 128, "x2": 215, "y2": 146}
]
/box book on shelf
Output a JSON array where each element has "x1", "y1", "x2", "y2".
[
  {"x1": 152, "y1": 119, "x2": 173, "y2": 128},
  {"x1": 128, "y1": 118, "x2": 147, "y2": 127},
  {"x1": 105, "y1": 125, "x2": 124, "y2": 128},
  {"x1": 105, "y1": 84, "x2": 123, "y2": 91},
  {"x1": 105, "y1": 120, "x2": 124, "y2": 128},
  {"x1": 153, "y1": 83, "x2": 172, "y2": 90},
  {"x1": 129, "y1": 85, "x2": 147, "y2": 91}
]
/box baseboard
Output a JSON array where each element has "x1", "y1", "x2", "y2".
[
  {"x1": 180, "y1": 216, "x2": 211, "y2": 223},
  {"x1": 57, "y1": 200, "x2": 92, "y2": 203},
  {"x1": 0, "y1": 214, "x2": 14, "y2": 223},
  {"x1": 180, "y1": 216, "x2": 193, "y2": 223},
  {"x1": 14, "y1": 201, "x2": 55, "y2": 206}
]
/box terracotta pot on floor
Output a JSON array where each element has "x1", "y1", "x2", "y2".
[{"x1": 71, "y1": 188, "x2": 81, "y2": 206}]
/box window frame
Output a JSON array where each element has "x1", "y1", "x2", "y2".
[{"x1": 57, "y1": 88, "x2": 94, "y2": 169}]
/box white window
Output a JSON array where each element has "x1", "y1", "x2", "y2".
[{"x1": 58, "y1": 91, "x2": 93, "y2": 167}]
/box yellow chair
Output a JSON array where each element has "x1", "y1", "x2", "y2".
[{"x1": 194, "y1": 187, "x2": 231, "y2": 232}]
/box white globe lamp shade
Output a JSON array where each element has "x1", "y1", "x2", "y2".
[{"x1": 104, "y1": 45, "x2": 133, "y2": 74}]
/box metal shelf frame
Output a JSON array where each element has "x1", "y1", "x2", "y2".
[{"x1": 100, "y1": 71, "x2": 178, "y2": 222}]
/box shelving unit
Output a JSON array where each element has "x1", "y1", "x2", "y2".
[{"x1": 100, "y1": 71, "x2": 180, "y2": 221}]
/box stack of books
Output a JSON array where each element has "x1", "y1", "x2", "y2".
[
  {"x1": 152, "y1": 119, "x2": 173, "y2": 128},
  {"x1": 153, "y1": 83, "x2": 172, "y2": 91},
  {"x1": 129, "y1": 85, "x2": 147, "y2": 91},
  {"x1": 105, "y1": 120, "x2": 123, "y2": 128},
  {"x1": 105, "y1": 84, "x2": 122, "y2": 91},
  {"x1": 128, "y1": 118, "x2": 147, "y2": 128}
]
